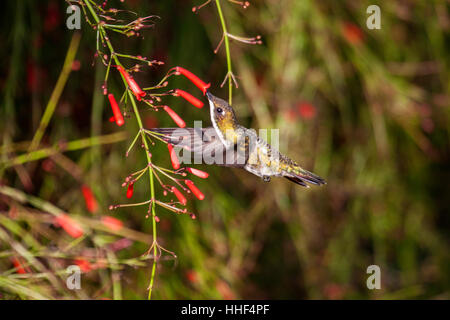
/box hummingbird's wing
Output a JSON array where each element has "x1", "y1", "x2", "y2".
[
  {"x1": 148, "y1": 127, "x2": 246, "y2": 167},
  {"x1": 149, "y1": 127, "x2": 219, "y2": 153}
]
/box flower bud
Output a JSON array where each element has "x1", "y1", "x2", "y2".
[
  {"x1": 171, "y1": 186, "x2": 187, "y2": 205},
  {"x1": 175, "y1": 66, "x2": 211, "y2": 95},
  {"x1": 167, "y1": 144, "x2": 180, "y2": 170},
  {"x1": 55, "y1": 214, "x2": 84, "y2": 238},
  {"x1": 163, "y1": 106, "x2": 186, "y2": 128},
  {"x1": 185, "y1": 180, "x2": 205, "y2": 200},
  {"x1": 186, "y1": 167, "x2": 209, "y2": 179},
  {"x1": 108, "y1": 94, "x2": 124, "y2": 126},
  {"x1": 116, "y1": 65, "x2": 146, "y2": 100},
  {"x1": 173, "y1": 89, "x2": 204, "y2": 108}
]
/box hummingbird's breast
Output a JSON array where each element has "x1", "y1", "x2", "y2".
[{"x1": 243, "y1": 131, "x2": 285, "y2": 178}]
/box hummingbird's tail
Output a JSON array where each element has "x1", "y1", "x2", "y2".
[{"x1": 283, "y1": 166, "x2": 326, "y2": 187}]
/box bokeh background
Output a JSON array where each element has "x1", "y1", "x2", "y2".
[{"x1": 0, "y1": 0, "x2": 449, "y2": 299}]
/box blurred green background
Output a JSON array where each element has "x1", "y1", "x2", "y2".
[{"x1": 0, "y1": 0, "x2": 449, "y2": 299}]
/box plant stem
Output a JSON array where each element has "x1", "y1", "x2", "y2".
[
  {"x1": 83, "y1": 0, "x2": 158, "y2": 300},
  {"x1": 28, "y1": 33, "x2": 81, "y2": 152},
  {"x1": 0, "y1": 185, "x2": 153, "y2": 243},
  {"x1": 128, "y1": 92, "x2": 158, "y2": 300},
  {"x1": 0, "y1": 185, "x2": 65, "y2": 217},
  {"x1": 1, "y1": 132, "x2": 127, "y2": 168},
  {"x1": 215, "y1": 0, "x2": 233, "y2": 105}
]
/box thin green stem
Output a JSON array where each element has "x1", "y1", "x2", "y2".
[
  {"x1": 0, "y1": 185, "x2": 65, "y2": 217},
  {"x1": 126, "y1": 130, "x2": 142, "y2": 156},
  {"x1": 215, "y1": 0, "x2": 233, "y2": 105},
  {"x1": 1, "y1": 132, "x2": 127, "y2": 169},
  {"x1": 28, "y1": 33, "x2": 81, "y2": 152}
]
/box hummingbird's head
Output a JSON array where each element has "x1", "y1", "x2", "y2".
[{"x1": 206, "y1": 92, "x2": 238, "y2": 135}]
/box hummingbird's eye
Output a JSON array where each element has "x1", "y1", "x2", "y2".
[{"x1": 216, "y1": 107, "x2": 223, "y2": 114}]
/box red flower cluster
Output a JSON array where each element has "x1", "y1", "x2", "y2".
[
  {"x1": 169, "y1": 179, "x2": 205, "y2": 206},
  {"x1": 107, "y1": 64, "x2": 212, "y2": 218},
  {"x1": 163, "y1": 145, "x2": 210, "y2": 204},
  {"x1": 109, "y1": 66, "x2": 209, "y2": 128}
]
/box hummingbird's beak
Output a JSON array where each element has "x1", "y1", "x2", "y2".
[{"x1": 205, "y1": 91, "x2": 216, "y2": 110}]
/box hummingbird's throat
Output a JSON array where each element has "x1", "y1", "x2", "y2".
[{"x1": 208, "y1": 100, "x2": 234, "y2": 147}]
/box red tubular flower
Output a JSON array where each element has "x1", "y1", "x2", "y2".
[
  {"x1": 81, "y1": 185, "x2": 98, "y2": 213},
  {"x1": 116, "y1": 65, "x2": 146, "y2": 100},
  {"x1": 108, "y1": 94, "x2": 124, "y2": 126},
  {"x1": 175, "y1": 66, "x2": 211, "y2": 95},
  {"x1": 126, "y1": 183, "x2": 134, "y2": 199},
  {"x1": 167, "y1": 144, "x2": 180, "y2": 170},
  {"x1": 11, "y1": 257, "x2": 29, "y2": 274},
  {"x1": 297, "y1": 102, "x2": 316, "y2": 120},
  {"x1": 101, "y1": 216, "x2": 124, "y2": 232},
  {"x1": 163, "y1": 106, "x2": 186, "y2": 128},
  {"x1": 186, "y1": 167, "x2": 209, "y2": 179},
  {"x1": 341, "y1": 22, "x2": 364, "y2": 45},
  {"x1": 185, "y1": 269, "x2": 198, "y2": 283},
  {"x1": 185, "y1": 180, "x2": 205, "y2": 200},
  {"x1": 55, "y1": 214, "x2": 84, "y2": 238},
  {"x1": 171, "y1": 186, "x2": 187, "y2": 205},
  {"x1": 75, "y1": 259, "x2": 92, "y2": 273},
  {"x1": 174, "y1": 89, "x2": 204, "y2": 108}
]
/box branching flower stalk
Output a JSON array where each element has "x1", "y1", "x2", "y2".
[
  {"x1": 78, "y1": 0, "x2": 211, "y2": 299},
  {"x1": 193, "y1": 0, "x2": 260, "y2": 106},
  {"x1": 81, "y1": 0, "x2": 159, "y2": 300},
  {"x1": 214, "y1": 0, "x2": 234, "y2": 105}
]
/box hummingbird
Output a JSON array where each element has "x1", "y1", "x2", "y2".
[{"x1": 150, "y1": 92, "x2": 326, "y2": 187}]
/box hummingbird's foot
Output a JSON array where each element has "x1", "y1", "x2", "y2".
[{"x1": 262, "y1": 175, "x2": 271, "y2": 182}]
